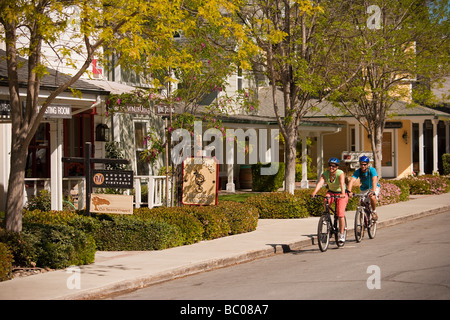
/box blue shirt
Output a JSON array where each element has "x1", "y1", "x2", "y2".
[{"x1": 352, "y1": 167, "x2": 380, "y2": 191}]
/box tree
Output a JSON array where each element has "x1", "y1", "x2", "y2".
[
  {"x1": 330, "y1": 0, "x2": 450, "y2": 176},
  {"x1": 0, "y1": 0, "x2": 245, "y2": 233},
  {"x1": 232, "y1": 0, "x2": 363, "y2": 194}
]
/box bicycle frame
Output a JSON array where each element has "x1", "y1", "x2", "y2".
[
  {"x1": 315, "y1": 194, "x2": 347, "y2": 252},
  {"x1": 354, "y1": 191, "x2": 377, "y2": 242}
]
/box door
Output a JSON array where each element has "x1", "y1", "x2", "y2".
[{"x1": 381, "y1": 129, "x2": 395, "y2": 177}]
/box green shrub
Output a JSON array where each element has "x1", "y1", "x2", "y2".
[
  {"x1": 251, "y1": 162, "x2": 285, "y2": 192},
  {"x1": 19, "y1": 224, "x2": 96, "y2": 269},
  {"x1": 443, "y1": 153, "x2": 450, "y2": 175},
  {"x1": 192, "y1": 205, "x2": 231, "y2": 240},
  {"x1": 134, "y1": 207, "x2": 204, "y2": 245},
  {"x1": 403, "y1": 175, "x2": 448, "y2": 195},
  {"x1": 25, "y1": 190, "x2": 51, "y2": 211},
  {"x1": 246, "y1": 191, "x2": 308, "y2": 219},
  {"x1": 384, "y1": 179, "x2": 410, "y2": 201},
  {"x1": 93, "y1": 214, "x2": 183, "y2": 251},
  {"x1": 217, "y1": 201, "x2": 259, "y2": 234},
  {"x1": 294, "y1": 189, "x2": 324, "y2": 217},
  {"x1": 0, "y1": 228, "x2": 40, "y2": 267},
  {"x1": 0, "y1": 242, "x2": 13, "y2": 281}
]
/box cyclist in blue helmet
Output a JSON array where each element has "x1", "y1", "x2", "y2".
[
  {"x1": 312, "y1": 157, "x2": 349, "y2": 244},
  {"x1": 348, "y1": 155, "x2": 380, "y2": 221}
]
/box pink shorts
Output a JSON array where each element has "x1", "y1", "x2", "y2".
[{"x1": 325, "y1": 192, "x2": 348, "y2": 217}]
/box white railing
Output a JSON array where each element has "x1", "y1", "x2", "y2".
[
  {"x1": 134, "y1": 175, "x2": 172, "y2": 208},
  {"x1": 24, "y1": 175, "x2": 171, "y2": 210}
]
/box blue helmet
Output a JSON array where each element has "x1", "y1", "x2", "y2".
[
  {"x1": 359, "y1": 155, "x2": 370, "y2": 163},
  {"x1": 328, "y1": 157, "x2": 340, "y2": 165}
]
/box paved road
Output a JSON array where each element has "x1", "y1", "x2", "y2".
[{"x1": 111, "y1": 210, "x2": 450, "y2": 300}]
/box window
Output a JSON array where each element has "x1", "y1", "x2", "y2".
[
  {"x1": 26, "y1": 123, "x2": 50, "y2": 178},
  {"x1": 237, "y1": 67, "x2": 243, "y2": 91},
  {"x1": 350, "y1": 126, "x2": 356, "y2": 151},
  {"x1": 134, "y1": 121, "x2": 149, "y2": 176}
]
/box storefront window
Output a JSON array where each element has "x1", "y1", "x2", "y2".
[{"x1": 26, "y1": 123, "x2": 50, "y2": 178}]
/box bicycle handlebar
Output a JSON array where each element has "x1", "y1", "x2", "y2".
[{"x1": 312, "y1": 194, "x2": 344, "y2": 200}]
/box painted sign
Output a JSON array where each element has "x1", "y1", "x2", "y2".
[
  {"x1": 41, "y1": 104, "x2": 72, "y2": 119},
  {"x1": 91, "y1": 169, "x2": 134, "y2": 189},
  {"x1": 182, "y1": 157, "x2": 219, "y2": 206},
  {"x1": 90, "y1": 194, "x2": 133, "y2": 214}
]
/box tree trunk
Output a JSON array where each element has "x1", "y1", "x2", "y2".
[
  {"x1": 284, "y1": 128, "x2": 298, "y2": 195},
  {"x1": 372, "y1": 125, "x2": 383, "y2": 179},
  {"x1": 5, "y1": 146, "x2": 28, "y2": 233}
]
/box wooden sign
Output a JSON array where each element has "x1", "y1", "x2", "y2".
[
  {"x1": 92, "y1": 170, "x2": 134, "y2": 189},
  {"x1": 182, "y1": 157, "x2": 219, "y2": 206},
  {"x1": 90, "y1": 194, "x2": 133, "y2": 214}
]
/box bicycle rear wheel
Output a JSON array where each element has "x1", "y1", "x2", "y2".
[
  {"x1": 317, "y1": 215, "x2": 331, "y2": 252},
  {"x1": 368, "y1": 213, "x2": 377, "y2": 239},
  {"x1": 354, "y1": 208, "x2": 364, "y2": 243}
]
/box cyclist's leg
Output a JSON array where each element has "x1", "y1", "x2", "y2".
[
  {"x1": 371, "y1": 187, "x2": 380, "y2": 221},
  {"x1": 336, "y1": 194, "x2": 348, "y2": 234}
]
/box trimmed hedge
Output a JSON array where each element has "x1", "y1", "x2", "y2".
[
  {"x1": 0, "y1": 224, "x2": 96, "y2": 269},
  {"x1": 443, "y1": 153, "x2": 450, "y2": 175},
  {"x1": 134, "y1": 207, "x2": 204, "y2": 245},
  {"x1": 92, "y1": 215, "x2": 184, "y2": 251},
  {"x1": 246, "y1": 191, "x2": 308, "y2": 219},
  {"x1": 0, "y1": 242, "x2": 13, "y2": 281}
]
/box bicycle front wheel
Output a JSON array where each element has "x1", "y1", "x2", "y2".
[
  {"x1": 368, "y1": 213, "x2": 377, "y2": 239},
  {"x1": 317, "y1": 215, "x2": 331, "y2": 252},
  {"x1": 354, "y1": 208, "x2": 364, "y2": 243}
]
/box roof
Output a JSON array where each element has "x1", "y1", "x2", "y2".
[
  {"x1": 0, "y1": 49, "x2": 109, "y2": 95},
  {"x1": 257, "y1": 86, "x2": 450, "y2": 120}
]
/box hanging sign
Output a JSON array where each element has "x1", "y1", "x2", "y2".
[{"x1": 182, "y1": 157, "x2": 219, "y2": 206}]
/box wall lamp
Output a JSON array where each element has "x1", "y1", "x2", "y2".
[{"x1": 402, "y1": 131, "x2": 408, "y2": 144}]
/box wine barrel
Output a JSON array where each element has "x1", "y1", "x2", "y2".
[{"x1": 239, "y1": 165, "x2": 252, "y2": 189}]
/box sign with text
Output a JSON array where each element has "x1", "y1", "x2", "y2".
[
  {"x1": 40, "y1": 104, "x2": 72, "y2": 119},
  {"x1": 92, "y1": 170, "x2": 134, "y2": 189},
  {"x1": 90, "y1": 194, "x2": 133, "y2": 214},
  {"x1": 182, "y1": 157, "x2": 219, "y2": 206}
]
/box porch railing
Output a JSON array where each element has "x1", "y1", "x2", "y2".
[{"x1": 23, "y1": 175, "x2": 171, "y2": 210}]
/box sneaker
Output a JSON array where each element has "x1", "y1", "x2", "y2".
[
  {"x1": 338, "y1": 233, "x2": 345, "y2": 244},
  {"x1": 372, "y1": 211, "x2": 378, "y2": 221}
]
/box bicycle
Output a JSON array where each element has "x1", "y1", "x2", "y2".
[
  {"x1": 314, "y1": 194, "x2": 347, "y2": 252},
  {"x1": 353, "y1": 191, "x2": 377, "y2": 242}
]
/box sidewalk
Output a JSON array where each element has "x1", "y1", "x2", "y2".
[{"x1": 0, "y1": 193, "x2": 449, "y2": 300}]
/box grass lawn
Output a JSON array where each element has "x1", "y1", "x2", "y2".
[{"x1": 218, "y1": 193, "x2": 261, "y2": 203}]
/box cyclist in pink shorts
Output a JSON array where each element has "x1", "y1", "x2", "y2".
[{"x1": 311, "y1": 157, "x2": 349, "y2": 244}]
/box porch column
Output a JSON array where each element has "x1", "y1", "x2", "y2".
[
  {"x1": 446, "y1": 123, "x2": 450, "y2": 154},
  {"x1": 226, "y1": 164, "x2": 235, "y2": 192},
  {"x1": 301, "y1": 134, "x2": 308, "y2": 188},
  {"x1": 0, "y1": 123, "x2": 11, "y2": 212},
  {"x1": 50, "y1": 119, "x2": 63, "y2": 210},
  {"x1": 418, "y1": 120, "x2": 425, "y2": 176},
  {"x1": 355, "y1": 123, "x2": 361, "y2": 150},
  {"x1": 432, "y1": 119, "x2": 439, "y2": 174},
  {"x1": 317, "y1": 133, "x2": 323, "y2": 179}
]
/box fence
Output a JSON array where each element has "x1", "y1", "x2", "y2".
[{"x1": 23, "y1": 175, "x2": 171, "y2": 210}]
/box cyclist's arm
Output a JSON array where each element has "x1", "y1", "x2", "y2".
[
  {"x1": 347, "y1": 176, "x2": 357, "y2": 197},
  {"x1": 339, "y1": 172, "x2": 346, "y2": 198},
  {"x1": 311, "y1": 174, "x2": 326, "y2": 197},
  {"x1": 370, "y1": 168, "x2": 378, "y2": 195}
]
